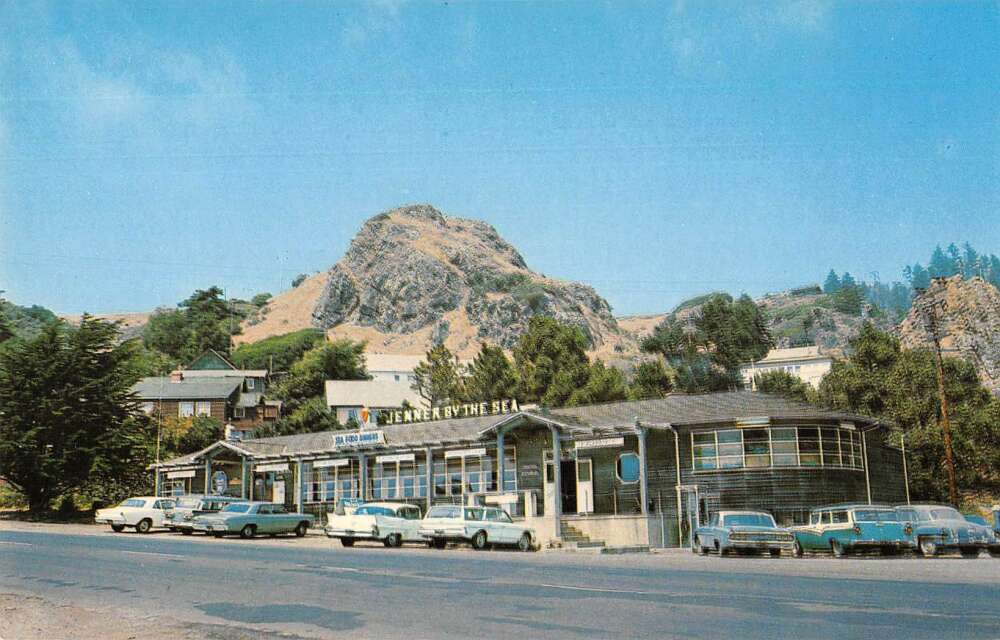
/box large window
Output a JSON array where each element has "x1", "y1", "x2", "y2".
[
  {"x1": 432, "y1": 446, "x2": 517, "y2": 497},
  {"x1": 372, "y1": 456, "x2": 426, "y2": 500},
  {"x1": 301, "y1": 460, "x2": 358, "y2": 504},
  {"x1": 691, "y1": 426, "x2": 865, "y2": 471},
  {"x1": 617, "y1": 453, "x2": 640, "y2": 483}
]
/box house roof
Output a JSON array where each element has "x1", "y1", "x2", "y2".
[
  {"x1": 325, "y1": 379, "x2": 425, "y2": 409},
  {"x1": 183, "y1": 369, "x2": 269, "y2": 378},
  {"x1": 132, "y1": 377, "x2": 242, "y2": 401},
  {"x1": 186, "y1": 349, "x2": 238, "y2": 371},
  {"x1": 546, "y1": 391, "x2": 878, "y2": 429}
]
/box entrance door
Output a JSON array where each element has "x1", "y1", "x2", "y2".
[
  {"x1": 543, "y1": 460, "x2": 556, "y2": 517},
  {"x1": 678, "y1": 485, "x2": 700, "y2": 548},
  {"x1": 576, "y1": 459, "x2": 593, "y2": 514},
  {"x1": 272, "y1": 477, "x2": 285, "y2": 505},
  {"x1": 560, "y1": 460, "x2": 577, "y2": 514}
]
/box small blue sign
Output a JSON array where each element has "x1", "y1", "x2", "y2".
[{"x1": 212, "y1": 470, "x2": 228, "y2": 495}]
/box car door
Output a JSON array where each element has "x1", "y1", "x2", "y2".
[
  {"x1": 799, "y1": 511, "x2": 824, "y2": 549},
  {"x1": 399, "y1": 506, "x2": 422, "y2": 541},
  {"x1": 482, "y1": 508, "x2": 506, "y2": 543}
]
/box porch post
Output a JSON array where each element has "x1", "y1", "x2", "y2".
[
  {"x1": 862, "y1": 430, "x2": 872, "y2": 505},
  {"x1": 358, "y1": 452, "x2": 368, "y2": 500},
  {"x1": 241, "y1": 458, "x2": 248, "y2": 499},
  {"x1": 424, "y1": 447, "x2": 433, "y2": 513},
  {"x1": 636, "y1": 425, "x2": 649, "y2": 515},
  {"x1": 154, "y1": 468, "x2": 161, "y2": 497},
  {"x1": 496, "y1": 430, "x2": 505, "y2": 493},
  {"x1": 295, "y1": 459, "x2": 303, "y2": 513},
  {"x1": 204, "y1": 458, "x2": 211, "y2": 495},
  {"x1": 550, "y1": 425, "x2": 562, "y2": 538}
]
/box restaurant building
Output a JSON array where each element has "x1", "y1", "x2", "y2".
[{"x1": 153, "y1": 391, "x2": 906, "y2": 548}]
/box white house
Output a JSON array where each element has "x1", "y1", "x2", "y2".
[
  {"x1": 364, "y1": 354, "x2": 426, "y2": 385},
  {"x1": 325, "y1": 379, "x2": 426, "y2": 427},
  {"x1": 740, "y1": 346, "x2": 834, "y2": 390}
]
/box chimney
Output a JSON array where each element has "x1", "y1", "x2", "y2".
[{"x1": 169, "y1": 370, "x2": 184, "y2": 382}]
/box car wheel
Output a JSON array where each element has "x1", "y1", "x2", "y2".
[
  {"x1": 792, "y1": 540, "x2": 804, "y2": 558},
  {"x1": 960, "y1": 546, "x2": 981, "y2": 559},
  {"x1": 295, "y1": 522, "x2": 309, "y2": 538},
  {"x1": 181, "y1": 529, "x2": 193, "y2": 536},
  {"x1": 432, "y1": 538, "x2": 448, "y2": 550},
  {"x1": 769, "y1": 549, "x2": 782, "y2": 558},
  {"x1": 988, "y1": 549, "x2": 1000, "y2": 558},
  {"x1": 240, "y1": 524, "x2": 256, "y2": 539},
  {"x1": 471, "y1": 530, "x2": 488, "y2": 551},
  {"x1": 111, "y1": 524, "x2": 125, "y2": 533},
  {"x1": 341, "y1": 538, "x2": 355, "y2": 547},
  {"x1": 384, "y1": 533, "x2": 402, "y2": 548},
  {"x1": 517, "y1": 533, "x2": 532, "y2": 552},
  {"x1": 212, "y1": 532, "x2": 225, "y2": 538},
  {"x1": 831, "y1": 539, "x2": 847, "y2": 558},
  {"x1": 919, "y1": 538, "x2": 938, "y2": 557},
  {"x1": 136, "y1": 519, "x2": 152, "y2": 534}
]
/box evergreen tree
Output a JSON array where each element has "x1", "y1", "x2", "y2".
[
  {"x1": 566, "y1": 360, "x2": 629, "y2": 407},
  {"x1": 275, "y1": 339, "x2": 367, "y2": 412},
  {"x1": 909, "y1": 263, "x2": 931, "y2": 290},
  {"x1": 840, "y1": 272, "x2": 856, "y2": 288},
  {"x1": 961, "y1": 242, "x2": 979, "y2": 279},
  {"x1": 464, "y1": 344, "x2": 519, "y2": 402},
  {"x1": 513, "y1": 316, "x2": 591, "y2": 407},
  {"x1": 694, "y1": 294, "x2": 773, "y2": 373},
  {"x1": 0, "y1": 316, "x2": 143, "y2": 511},
  {"x1": 628, "y1": 360, "x2": 674, "y2": 400},
  {"x1": 833, "y1": 284, "x2": 864, "y2": 316},
  {"x1": 928, "y1": 245, "x2": 956, "y2": 278},
  {"x1": 412, "y1": 343, "x2": 466, "y2": 406},
  {"x1": 823, "y1": 270, "x2": 842, "y2": 294},
  {"x1": 753, "y1": 370, "x2": 813, "y2": 403}
]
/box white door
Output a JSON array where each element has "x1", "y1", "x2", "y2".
[
  {"x1": 576, "y1": 459, "x2": 594, "y2": 514},
  {"x1": 273, "y1": 478, "x2": 285, "y2": 504},
  {"x1": 543, "y1": 460, "x2": 556, "y2": 517}
]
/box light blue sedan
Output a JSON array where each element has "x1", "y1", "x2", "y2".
[
  {"x1": 694, "y1": 511, "x2": 796, "y2": 557},
  {"x1": 192, "y1": 502, "x2": 315, "y2": 539}
]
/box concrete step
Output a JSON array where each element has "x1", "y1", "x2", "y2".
[
  {"x1": 601, "y1": 545, "x2": 651, "y2": 555},
  {"x1": 563, "y1": 540, "x2": 607, "y2": 552}
]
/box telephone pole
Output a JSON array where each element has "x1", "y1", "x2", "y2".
[{"x1": 918, "y1": 293, "x2": 959, "y2": 506}]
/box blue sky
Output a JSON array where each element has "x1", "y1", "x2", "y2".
[{"x1": 1, "y1": 1, "x2": 997, "y2": 316}]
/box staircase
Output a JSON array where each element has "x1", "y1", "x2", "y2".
[{"x1": 558, "y1": 521, "x2": 606, "y2": 551}]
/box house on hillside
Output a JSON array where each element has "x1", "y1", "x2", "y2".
[
  {"x1": 132, "y1": 349, "x2": 281, "y2": 440},
  {"x1": 740, "y1": 346, "x2": 833, "y2": 390},
  {"x1": 325, "y1": 379, "x2": 426, "y2": 428},
  {"x1": 365, "y1": 354, "x2": 425, "y2": 384}
]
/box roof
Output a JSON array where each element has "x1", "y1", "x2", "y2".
[
  {"x1": 364, "y1": 354, "x2": 425, "y2": 373},
  {"x1": 132, "y1": 377, "x2": 242, "y2": 401},
  {"x1": 325, "y1": 380, "x2": 425, "y2": 409},
  {"x1": 186, "y1": 349, "x2": 238, "y2": 371},
  {"x1": 183, "y1": 369, "x2": 269, "y2": 379},
  {"x1": 744, "y1": 347, "x2": 833, "y2": 366},
  {"x1": 546, "y1": 392, "x2": 878, "y2": 429}
]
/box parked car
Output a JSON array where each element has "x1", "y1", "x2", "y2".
[
  {"x1": 164, "y1": 495, "x2": 242, "y2": 535},
  {"x1": 693, "y1": 511, "x2": 795, "y2": 557},
  {"x1": 192, "y1": 502, "x2": 315, "y2": 539},
  {"x1": 325, "y1": 501, "x2": 423, "y2": 547},
  {"x1": 418, "y1": 505, "x2": 536, "y2": 551},
  {"x1": 94, "y1": 496, "x2": 175, "y2": 533},
  {"x1": 791, "y1": 504, "x2": 914, "y2": 557},
  {"x1": 894, "y1": 504, "x2": 1000, "y2": 558}
]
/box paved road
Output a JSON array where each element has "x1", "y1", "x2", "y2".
[{"x1": 2, "y1": 525, "x2": 1000, "y2": 639}]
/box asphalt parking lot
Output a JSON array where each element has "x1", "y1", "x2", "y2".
[{"x1": 2, "y1": 521, "x2": 999, "y2": 639}]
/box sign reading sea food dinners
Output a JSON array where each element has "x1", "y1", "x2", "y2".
[{"x1": 382, "y1": 398, "x2": 520, "y2": 425}]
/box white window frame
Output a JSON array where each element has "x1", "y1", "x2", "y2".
[
  {"x1": 433, "y1": 445, "x2": 516, "y2": 497},
  {"x1": 178, "y1": 401, "x2": 195, "y2": 418},
  {"x1": 246, "y1": 378, "x2": 255, "y2": 390},
  {"x1": 690, "y1": 426, "x2": 865, "y2": 472},
  {"x1": 233, "y1": 406, "x2": 246, "y2": 419},
  {"x1": 195, "y1": 401, "x2": 212, "y2": 417},
  {"x1": 141, "y1": 402, "x2": 156, "y2": 415}
]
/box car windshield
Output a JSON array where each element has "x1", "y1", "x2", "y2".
[
  {"x1": 120, "y1": 499, "x2": 146, "y2": 508},
  {"x1": 221, "y1": 503, "x2": 251, "y2": 514},
  {"x1": 724, "y1": 514, "x2": 775, "y2": 527},
  {"x1": 928, "y1": 507, "x2": 963, "y2": 521},
  {"x1": 427, "y1": 506, "x2": 461, "y2": 519},
  {"x1": 176, "y1": 498, "x2": 201, "y2": 509},
  {"x1": 853, "y1": 509, "x2": 896, "y2": 522}
]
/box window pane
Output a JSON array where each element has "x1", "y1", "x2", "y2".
[
  {"x1": 719, "y1": 456, "x2": 743, "y2": 469},
  {"x1": 717, "y1": 430, "x2": 741, "y2": 444},
  {"x1": 693, "y1": 432, "x2": 715, "y2": 445},
  {"x1": 694, "y1": 456, "x2": 717, "y2": 471},
  {"x1": 771, "y1": 428, "x2": 796, "y2": 441},
  {"x1": 773, "y1": 454, "x2": 798, "y2": 467},
  {"x1": 618, "y1": 454, "x2": 640, "y2": 482}
]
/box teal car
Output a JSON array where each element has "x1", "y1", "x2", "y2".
[
  {"x1": 895, "y1": 504, "x2": 1000, "y2": 558},
  {"x1": 192, "y1": 502, "x2": 315, "y2": 539},
  {"x1": 790, "y1": 504, "x2": 915, "y2": 557}
]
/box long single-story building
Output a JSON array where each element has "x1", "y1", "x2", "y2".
[{"x1": 152, "y1": 391, "x2": 906, "y2": 548}]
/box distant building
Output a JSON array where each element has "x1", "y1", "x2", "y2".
[
  {"x1": 132, "y1": 349, "x2": 281, "y2": 439},
  {"x1": 740, "y1": 346, "x2": 833, "y2": 390},
  {"x1": 365, "y1": 354, "x2": 426, "y2": 384},
  {"x1": 325, "y1": 379, "x2": 426, "y2": 427}
]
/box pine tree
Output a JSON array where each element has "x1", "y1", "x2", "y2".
[
  {"x1": 412, "y1": 343, "x2": 466, "y2": 406},
  {"x1": 840, "y1": 272, "x2": 856, "y2": 288},
  {"x1": 464, "y1": 344, "x2": 519, "y2": 402},
  {"x1": 823, "y1": 270, "x2": 842, "y2": 294}
]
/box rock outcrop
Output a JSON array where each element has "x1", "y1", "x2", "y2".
[
  {"x1": 245, "y1": 204, "x2": 634, "y2": 358},
  {"x1": 898, "y1": 276, "x2": 1000, "y2": 393}
]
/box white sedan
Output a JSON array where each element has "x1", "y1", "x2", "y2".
[
  {"x1": 94, "y1": 496, "x2": 175, "y2": 533},
  {"x1": 325, "y1": 502, "x2": 424, "y2": 547},
  {"x1": 418, "y1": 505, "x2": 537, "y2": 551}
]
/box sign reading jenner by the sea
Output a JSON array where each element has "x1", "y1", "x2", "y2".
[{"x1": 383, "y1": 398, "x2": 520, "y2": 425}]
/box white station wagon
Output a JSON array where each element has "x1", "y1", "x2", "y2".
[
  {"x1": 94, "y1": 496, "x2": 175, "y2": 533},
  {"x1": 418, "y1": 505, "x2": 537, "y2": 551},
  {"x1": 325, "y1": 501, "x2": 424, "y2": 547}
]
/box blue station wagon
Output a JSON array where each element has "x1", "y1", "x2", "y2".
[
  {"x1": 693, "y1": 511, "x2": 796, "y2": 557},
  {"x1": 895, "y1": 504, "x2": 1000, "y2": 558},
  {"x1": 790, "y1": 504, "x2": 915, "y2": 557}
]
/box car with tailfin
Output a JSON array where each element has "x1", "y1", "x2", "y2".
[
  {"x1": 94, "y1": 496, "x2": 175, "y2": 534},
  {"x1": 791, "y1": 504, "x2": 914, "y2": 557},
  {"x1": 895, "y1": 504, "x2": 1000, "y2": 558},
  {"x1": 693, "y1": 510, "x2": 795, "y2": 557},
  {"x1": 325, "y1": 501, "x2": 424, "y2": 547}
]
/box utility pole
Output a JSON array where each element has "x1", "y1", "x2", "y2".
[{"x1": 918, "y1": 292, "x2": 959, "y2": 506}]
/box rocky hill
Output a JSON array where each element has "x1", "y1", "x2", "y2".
[
  {"x1": 238, "y1": 205, "x2": 636, "y2": 359},
  {"x1": 898, "y1": 276, "x2": 1000, "y2": 393}
]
